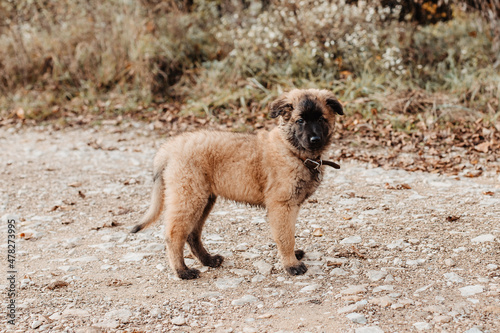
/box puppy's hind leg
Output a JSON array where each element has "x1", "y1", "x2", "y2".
[
  {"x1": 164, "y1": 193, "x2": 217, "y2": 280},
  {"x1": 187, "y1": 194, "x2": 224, "y2": 268}
]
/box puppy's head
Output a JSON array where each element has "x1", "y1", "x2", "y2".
[{"x1": 269, "y1": 89, "x2": 343, "y2": 154}]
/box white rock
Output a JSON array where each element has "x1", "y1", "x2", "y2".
[
  {"x1": 471, "y1": 234, "x2": 495, "y2": 243},
  {"x1": 253, "y1": 260, "x2": 273, "y2": 275},
  {"x1": 355, "y1": 326, "x2": 384, "y2": 333},
  {"x1": 119, "y1": 252, "x2": 153, "y2": 262},
  {"x1": 366, "y1": 270, "x2": 388, "y2": 282},
  {"x1": 31, "y1": 320, "x2": 42, "y2": 329},
  {"x1": 251, "y1": 275, "x2": 265, "y2": 283},
  {"x1": 464, "y1": 328, "x2": 483, "y2": 333},
  {"x1": 346, "y1": 312, "x2": 367, "y2": 324},
  {"x1": 232, "y1": 295, "x2": 259, "y2": 306},
  {"x1": 340, "y1": 285, "x2": 367, "y2": 295},
  {"x1": 406, "y1": 259, "x2": 426, "y2": 267},
  {"x1": 235, "y1": 243, "x2": 249, "y2": 251},
  {"x1": 62, "y1": 308, "x2": 90, "y2": 317},
  {"x1": 330, "y1": 268, "x2": 348, "y2": 276},
  {"x1": 373, "y1": 285, "x2": 394, "y2": 293},
  {"x1": 486, "y1": 264, "x2": 498, "y2": 270},
  {"x1": 459, "y1": 285, "x2": 484, "y2": 296},
  {"x1": 95, "y1": 319, "x2": 120, "y2": 329},
  {"x1": 413, "y1": 322, "x2": 431, "y2": 330},
  {"x1": 172, "y1": 315, "x2": 186, "y2": 326},
  {"x1": 444, "y1": 272, "x2": 463, "y2": 283},
  {"x1": 69, "y1": 256, "x2": 99, "y2": 263},
  {"x1": 337, "y1": 301, "x2": 366, "y2": 314},
  {"x1": 341, "y1": 236, "x2": 362, "y2": 244},
  {"x1": 444, "y1": 259, "x2": 455, "y2": 267},
  {"x1": 144, "y1": 243, "x2": 165, "y2": 252},
  {"x1": 300, "y1": 284, "x2": 320, "y2": 293},
  {"x1": 105, "y1": 308, "x2": 132, "y2": 322},
  {"x1": 230, "y1": 269, "x2": 252, "y2": 276},
  {"x1": 240, "y1": 252, "x2": 260, "y2": 259},
  {"x1": 58, "y1": 265, "x2": 81, "y2": 272},
  {"x1": 215, "y1": 278, "x2": 244, "y2": 290}
]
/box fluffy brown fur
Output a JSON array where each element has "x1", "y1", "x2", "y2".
[{"x1": 132, "y1": 89, "x2": 343, "y2": 279}]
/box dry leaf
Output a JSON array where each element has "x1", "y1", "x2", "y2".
[
  {"x1": 16, "y1": 107, "x2": 25, "y2": 119},
  {"x1": 474, "y1": 142, "x2": 490, "y2": 153},
  {"x1": 46, "y1": 281, "x2": 69, "y2": 290},
  {"x1": 446, "y1": 215, "x2": 460, "y2": 222},
  {"x1": 78, "y1": 190, "x2": 86, "y2": 199},
  {"x1": 68, "y1": 182, "x2": 82, "y2": 188},
  {"x1": 464, "y1": 170, "x2": 483, "y2": 178},
  {"x1": 312, "y1": 228, "x2": 324, "y2": 237},
  {"x1": 483, "y1": 191, "x2": 494, "y2": 196}
]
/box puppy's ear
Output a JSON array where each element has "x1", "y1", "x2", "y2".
[
  {"x1": 269, "y1": 96, "x2": 291, "y2": 118},
  {"x1": 326, "y1": 98, "x2": 344, "y2": 115}
]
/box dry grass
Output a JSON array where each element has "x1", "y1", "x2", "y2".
[{"x1": 0, "y1": 0, "x2": 499, "y2": 125}]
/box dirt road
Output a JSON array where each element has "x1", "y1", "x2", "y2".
[{"x1": 1, "y1": 124, "x2": 499, "y2": 333}]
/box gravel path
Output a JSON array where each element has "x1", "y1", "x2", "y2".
[{"x1": 1, "y1": 124, "x2": 499, "y2": 333}]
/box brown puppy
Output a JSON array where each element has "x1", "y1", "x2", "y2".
[{"x1": 132, "y1": 89, "x2": 343, "y2": 279}]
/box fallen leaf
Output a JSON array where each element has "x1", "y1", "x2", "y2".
[
  {"x1": 483, "y1": 191, "x2": 494, "y2": 196},
  {"x1": 78, "y1": 190, "x2": 86, "y2": 199},
  {"x1": 464, "y1": 170, "x2": 483, "y2": 178},
  {"x1": 68, "y1": 182, "x2": 82, "y2": 188},
  {"x1": 474, "y1": 142, "x2": 490, "y2": 153},
  {"x1": 16, "y1": 107, "x2": 25, "y2": 119},
  {"x1": 312, "y1": 228, "x2": 324, "y2": 237},
  {"x1": 446, "y1": 215, "x2": 460, "y2": 222},
  {"x1": 46, "y1": 281, "x2": 69, "y2": 290}
]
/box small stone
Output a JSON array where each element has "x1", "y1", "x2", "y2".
[
  {"x1": 444, "y1": 259, "x2": 455, "y2": 267},
  {"x1": 119, "y1": 252, "x2": 153, "y2": 262},
  {"x1": 330, "y1": 268, "x2": 348, "y2": 276},
  {"x1": 69, "y1": 256, "x2": 99, "y2": 263},
  {"x1": 49, "y1": 313, "x2": 62, "y2": 320},
  {"x1": 366, "y1": 270, "x2": 388, "y2": 282},
  {"x1": 413, "y1": 322, "x2": 431, "y2": 331},
  {"x1": 464, "y1": 328, "x2": 483, "y2": 333},
  {"x1": 232, "y1": 295, "x2": 259, "y2": 306},
  {"x1": 253, "y1": 260, "x2": 273, "y2": 275},
  {"x1": 373, "y1": 285, "x2": 394, "y2": 293},
  {"x1": 346, "y1": 312, "x2": 367, "y2": 324},
  {"x1": 58, "y1": 265, "x2": 81, "y2": 272},
  {"x1": 471, "y1": 234, "x2": 495, "y2": 243},
  {"x1": 32, "y1": 320, "x2": 42, "y2": 329},
  {"x1": 369, "y1": 296, "x2": 393, "y2": 307},
  {"x1": 341, "y1": 236, "x2": 362, "y2": 244},
  {"x1": 486, "y1": 264, "x2": 498, "y2": 271},
  {"x1": 104, "y1": 309, "x2": 133, "y2": 323},
  {"x1": 215, "y1": 278, "x2": 244, "y2": 290},
  {"x1": 144, "y1": 243, "x2": 165, "y2": 252},
  {"x1": 172, "y1": 315, "x2": 186, "y2": 326},
  {"x1": 433, "y1": 315, "x2": 452, "y2": 324},
  {"x1": 235, "y1": 243, "x2": 249, "y2": 251},
  {"x1": 459, "y1": 285, "x2": 484, "y2": 297},
  {"x1": 62, "y1": 309, "x2": 90, "y2": 317},
  {"x1": 340, "y1": 285, "x2": 367, "y2": 295},
  {"x1": 95, "y1": 319, "x2": 119, "y2": 329},
  {"x1": 240, "y1": 252, "x2": 260, "y2": 259},
  {"x1": 230, "y1": 269, "x2": 252, "y2": 276},
  {"x1": 444, "y1": 272, "x2": 463, "y2": 283},
  {"x1": 337, "y1": 301, "x2": 366, "y2": 314},
  {"x1": 355, "y1": 326, "x2": 384, "y2": 333},
  {"x1": 273, "y1": 300, "x2": 284, "y2": 308},
  {"x1": 251, "y1": 275, "x2": 265, "y2": 283},
  {"x1": 300, "y1": 284, "x2": 320, "y2": 293}
]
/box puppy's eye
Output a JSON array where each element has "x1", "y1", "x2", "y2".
[{"x1": 296, "y1": 118, "x2": 305, "y2": 124}]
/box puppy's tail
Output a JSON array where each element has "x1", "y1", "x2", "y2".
[{"x1": 131, "y1": 169, "x2": 165, "y2": 233}]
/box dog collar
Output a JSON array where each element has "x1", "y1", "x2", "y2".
[{"x1": 304, "y1": 158, "x2": 340, "y2": 171}]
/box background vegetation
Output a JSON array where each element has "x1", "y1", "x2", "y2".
[{"x1": 0, "y1": 0, "x2": 499, "y2": 128}]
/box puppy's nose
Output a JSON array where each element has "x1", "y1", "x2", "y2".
[{"x1": 310, "y1": 136, "x2": 321, "y2": 144}]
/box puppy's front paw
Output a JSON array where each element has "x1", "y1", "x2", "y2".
[
  {"x1": 285, "y1": 262, "x2": 308, "y2": 276},
  {"x1": 177, "y1": 268, "x2": 200, "y2": 280},
  {"x1": 207, "y1": 254, "x2": 224, "y2": 268},
  {"x1": 295, "y1": 249, "x2": 305, "y2": 260}
]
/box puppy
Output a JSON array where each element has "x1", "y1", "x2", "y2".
[{"x1": 132, "y1": 89, "x2": 343, "y2": 279}]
